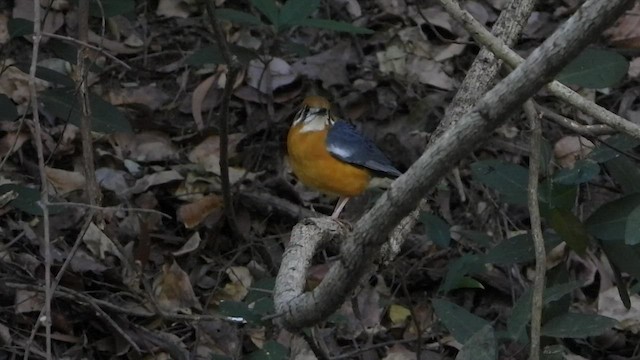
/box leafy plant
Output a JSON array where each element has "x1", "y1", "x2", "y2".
[
  {"x1": 556, "y1": 48, "x2": 628, "y2": 89},
  {"x1": 219, "y1": 0, "x2": 373, "y2": 34}
]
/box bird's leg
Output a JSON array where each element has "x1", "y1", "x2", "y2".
[{"x1": 331, "y1": 197, "x2": 350, "y2": 219}]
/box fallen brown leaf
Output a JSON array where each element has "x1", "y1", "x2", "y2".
[
  {"x1": 177, "y1": 194, "x2": 223, "y2": 229},
  {"x1": 45, "y1": 167, "x2": 86, "y2": 196},
  {"x1": 152, "y1": 258, "x2": 202, "y2": 313}
]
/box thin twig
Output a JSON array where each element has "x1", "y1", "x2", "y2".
[
  {"x1": 300, "y1": 331, "x2": 330, "y2": 360},
  {"x1": 204, "y1": 1, "x2": 243, "y2": 237},
  {"x1": 24, "y1": 0, "x2": 52, "y2": 357},
  {"x1": 524, "y1": 100, "x2": 545, "y2": 360},
  {"x1": 77, "y1": 0, "x2": 101, "y2": 208},
  {"x1": 536, "y1": 104, "x2": 615, "y2": 136},
  {"x1": 41, "y1": 32, "x2": 131, "y2": 70},
  {"x1": 49, "y1": 201, "x2": 173, "y2": 219}
]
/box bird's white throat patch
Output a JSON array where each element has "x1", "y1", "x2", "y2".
[{"x1": 294, "y1": 110, "x2": 334, "y2": 133}]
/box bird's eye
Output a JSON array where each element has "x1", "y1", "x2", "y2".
[{"x1": 312, "y1": 108, "x2": 328, "y2": 116}]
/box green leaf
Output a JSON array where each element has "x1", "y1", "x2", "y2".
[
  {"x1": 292, "y1": 18, "x2": 374, "y2": 34},
  {"x1": 0, "y1": 184, "x2": 63, "y2": 216},
  {"x1": 251, "y1": 297, "x2": 274, "y2": 316},
  {"x1": 88, "y1": 0, "x2": 135, "y2": 18},
  {"x1": 420, "y1": 213, "x2": 451, "y2": 247},
  {"x1": 14, "y1": 63, "x2": 75, "y2": 87},
  {"x1": 483, "y1": 233, "x2": 561, "y2": 266},
  {"x1": 440, "y1": 255, "x2": 484, "y2": 293},
  {"x1": 217, "y1": 9, "x2": 264, "y2": 26},
  {"x1": 547, "y1": 208, "x2": 589, "y2": 254},
  {"x1": 278, "y1": 0, "x2": 320, "y2": 29},
  {"x1": 605, "y1": 156, "x2": 640, "y2": 194},
  {"x1": 432, "y1": 298, "x2": 490, "y2": 343},
  {"x1": 557, "y1": 48, "x2": 628, "y2": 89},
  {"x1": 248, "y1": 340, "x2": 288, "y2": 360},
  {"x1": 211, "y1": 355, "x2": 233, "y2": 360},
  {"x1": 585, "y1": 193, "x2": 640, "y2": 241},
  {"x1": 541, "y1": 345, "x2": 566, "y2": 360},
  {"x1": 455, "y1": 325, "x2": 497, "y2": 360},
  {"x1": 588, "y1": 134, "x2": 640, "y2": 163},
  {"x1": 41, "y1": 88, "x2": 132, "y2": 134},
  {"x1": 625, "y1": 205, "x2": 640, "y2": 245},
  {"x1": 0, "y1": 94, "x2": 18, "y2": 121},
  {"x1": 552, "y1": 159, "x2": 600, "y2": 185},
  {"x1": 541, "y1": 313, "x2": 617, "y2": 338},
  {"x1": 457, "y1": 230, "x2": 492, "y2": 247},
  {"x1": 539, "y1": 138, "x2": 553, "y2": 177},
  {"x1": 538, "y1": 179, "x2": 577, "y2": 212},
  {"x1": 8, "y1": 18, "x2": 33, "y2": 38},
  {"x1": 187, "y1": 44, "x2": 257, "y2": 66},
  {"x1": 251, "y1": 0, "x2": 279, "y2": 26},
  {"x1": 471, "y1": 160, "x2": 529, "y2": 205},
  {"x1": 245, "y1": 277, "x2": 276, "y2": 303},
  {"x1": 218, "y1": 300, "x2": 262, "y2": 324},
  {"x1": 507, "y1": 281, "x2": 583, "y2": 341},
  {"x1": 601, "y1": 239, "x2": 640, "y2": 282}
]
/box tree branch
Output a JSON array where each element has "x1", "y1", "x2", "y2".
[
  {"x1": 437, "y1": 0, "x2": 640, "y2": 140},
  {"x1": 274, "y1": 0, "x2": 633, "y2": 330},
  {"x1": 524, "y1": 100, "x2": 545, "y2": 360},
  {"x1": 431, "y1": 0, "x2": 536, "y2": 137},
  {"x1": 77, "y1": 0, "x2": 101, "y2": 208},
  {"x1": 24, "y1": 0, "x2": 52, "y2": 357}
]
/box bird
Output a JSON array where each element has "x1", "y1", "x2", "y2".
[{"x1": 287, "y1": 95, "x2": 402, "y2": 219}]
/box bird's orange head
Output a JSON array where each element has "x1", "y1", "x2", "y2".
[
  {"x1": 302, "y1": 95, "x2": 331, "y2": 109},
  {"x1": 292, "y1": 95, "x2": 334, "y2": 132}
]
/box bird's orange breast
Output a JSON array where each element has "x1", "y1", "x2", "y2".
[{"x1": 287, "y1": 124, "x2": 371, "y2": 197}]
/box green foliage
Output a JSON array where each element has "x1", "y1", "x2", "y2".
[
  {"x1": 589, "y1": 134, "x2": 640, "y2": 163},
  {"x1": 218, "y1": 300, "x2": 262, "y2": 324},
  {"x1": 547, "y1": 208, "x2": 589, "y2": 254},
  {"x1": 8, "y1": 18, "x2": 33, "y2": 38},
  {"x1": 455, "y1": 325, "x2": 497, "y2": 360},
  {"x1": 606, "y1": 157, "x2": 640, "y2": 194},
  {"x1": 552, "y1": 159, "x2": 599, "y2": 185},
  {"x1": 483, "y1": 233, "x2": 561, "y2": 266},
  {"x1": 585, "y1": 193, "x2": 640, "y2": 241},
  {"x1": 506, "y1": 281, "x2": 583, "y2": 341},
  {"x1": 420, "y1": 213, "x2": 451, "y2": 247},
  {"x1": 87, "y1": 0, "x2": 135, "y2": 17},
  {"x1": 541, "y1": 313, "x2": 617, "y2": 338},
  {"x1": 247, "y1": 340, "x2": 288, "y2": 360},
  {"x1": 0, "y1": 94, "x2": 18, "y2": 121},
  {"x1": 440, "y1": 254, "x2": 484, "y2": 293},
  {"x1": 221, "y1": 0, "x2": 373, "y2": 34},
  {"x1": 0, "y1": 184, "x2": 63, "y2": 216},
  {"x1": 217, "y1": 8, "x2": 263, "y2": 26},
  {"x1": 471, "y1": 160, "x2": 529, "y2": 205},
  {"x1": 432, "y1": 298, "x2": 490, "y2": 343},
  {"x1": 14, "y1": 63, "x2": 75, "y2": 87},
  {"x1": 557, "y1": 48, "x2": 628, "y2": 89},
  {"x1": 41, "y1": 88, "x2": 132, "y2": 134}
]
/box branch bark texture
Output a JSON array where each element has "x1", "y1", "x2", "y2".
[
  {"x1": 432, "y1": 0, "x2": 536, "y2": 137},
  {"x1": 274, "y1": 0, "x2": 633, "y2": 330}
]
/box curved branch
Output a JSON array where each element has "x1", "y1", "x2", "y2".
[{"x1": 274, "y1": 0, "x2": 633, "y2": 330}]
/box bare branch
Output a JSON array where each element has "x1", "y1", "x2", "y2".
[
  {"x1": 524, "y1": 100, "x2": 545, "y2": 360},
  {"x1": 77, "y1": 0, "x2": 101, "y2": 208},
  {"x1": 24, "y1": 0, "x2": 52, "y2": 357},
  {"x1": 432, "y1": 0, "x2": 536, "y2": 136}
]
